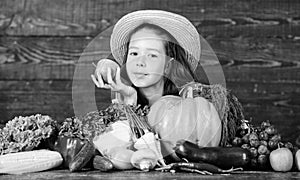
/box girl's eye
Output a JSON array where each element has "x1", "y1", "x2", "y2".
[
  {"x1": 148, "y1": 54, "x2": 158, "y2": 58},
  {"x1": 129, "y1": 52, "x2": 138, "y2": 56}
]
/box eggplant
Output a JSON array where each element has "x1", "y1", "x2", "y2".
[{"x1": 174, "y1": 140, "x2": 250, "y2": 169}]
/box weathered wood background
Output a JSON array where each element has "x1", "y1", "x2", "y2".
[{"x1": 0, "y1": 0, "x2": 299, "y2": 145}]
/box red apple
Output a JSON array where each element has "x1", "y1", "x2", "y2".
[
  {"x1": 269, "y1": 147, "x2": 293, "y2": 172},
  {"x1": 295, "y1": 149, "x2": 300, "y2": 171}
]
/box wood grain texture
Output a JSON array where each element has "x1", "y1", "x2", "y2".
[
  {"x1": 0, "y1": 0, "x2": 143, "y2": 36},
  {"x1": 0, "y1": 0, "x2": 299, "y2": 145},
  {"x1": 1, "y1": 170, "x2": 300, "y2": 180}
]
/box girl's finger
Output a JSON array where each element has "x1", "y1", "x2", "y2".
[
  {"x1": 91, "y1": 74, "x2": 111, "y2": 89},
  {"x1": 95, "y1": 68, "x2": 106, "y2": 87},
  {"x1": 115, "y1": 67, "x2": 123, "y2": 85},
  {"x1": 103, "y1": 84, "x2": 112, "y2": 89},
  {"x1": 91, "y1": 74, "x2": 100, "y2": 87},
  {"x1": 106, "y1": 68, "x2": 116, "y2": 86}
]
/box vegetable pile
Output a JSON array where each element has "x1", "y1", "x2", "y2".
[
  {"x1": 230, "y1": 119, "x2": 298, "y2": 170},
  {"x1": 155, "y1": 139, "x2": 248, "y2": 174},
  {"x1": 0, "y1": 102, "x2": 299, "y2": 175},
  {"x1": 155, "y1": 119, "x2": 299, "y2": 174},
  {"x1": 91, "y1": 103, "x2": 165, "y2": 171},
  {"x1": 54, "y1": 103, "x2": 162, "y2": 172}
]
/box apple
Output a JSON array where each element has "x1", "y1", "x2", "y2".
[
  {"x1": 269, "y1": 147, "x2": 293, "y2": 172},
  {"x1": 295, "y1": 149, "x2": 300, "y2": 171},
  {"x1": 101, "y1": 67, "x2": 116, "y2": 83}
]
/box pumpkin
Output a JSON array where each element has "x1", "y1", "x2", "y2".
[{"x1": 147, "y1": 95, "x2": 222, "y2": 160}]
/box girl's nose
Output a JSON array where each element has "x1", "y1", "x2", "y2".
[{"x1": 136, "y1": 55, "x2": 146, "y2": 67}]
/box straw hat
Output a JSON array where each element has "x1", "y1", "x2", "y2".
[{"x1": 110, "y1": 10, "x2": 201, "y2": 72}]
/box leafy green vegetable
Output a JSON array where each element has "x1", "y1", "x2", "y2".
[
  {"x1": 58, "y1": 117, "x2": 85, "y2": 139},
  {"x1": 57, "y1": 103, "x2": 150, "y2": 141},
  {"x1": 0, "y1": 114, "x2": 58, "y2": 155}
]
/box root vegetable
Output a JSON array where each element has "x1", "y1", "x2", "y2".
[{"x1": 131, "y1": 148, "x2": 158, "y2": 171}]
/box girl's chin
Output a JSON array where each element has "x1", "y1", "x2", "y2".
[
  {"x1": 132, "y1": 81, "x2": 149, "y2": 88},
  {"x1": 131, "y1": 78, "x2": 155, "y2": 88},
  {"x1": 129, "y1": 75, "x2": 164, "y2": 88}
]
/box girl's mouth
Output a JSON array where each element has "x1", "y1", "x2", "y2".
[{"x1": 133, "y1": 73, "x2": 148, "y2": 78}]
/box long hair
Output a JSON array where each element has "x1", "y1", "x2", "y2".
[{"x1": 122, "y1": 23, "x2": 199, "y2": 106}]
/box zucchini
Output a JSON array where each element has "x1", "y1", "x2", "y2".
[{"x1": 174, "y1": 140, "x2": 250, "y2": 169}]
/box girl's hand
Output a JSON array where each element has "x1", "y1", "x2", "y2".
[
  {"x1": 91, "y1": 60, "x2": 137, "y2": 105},
  {"x1": 91, "y1": 59, "x2": 119, "y2": 89}
]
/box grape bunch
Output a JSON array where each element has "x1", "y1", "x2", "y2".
[{"x1": 231, "y1": 120, "x2": 294, "y2": 170}]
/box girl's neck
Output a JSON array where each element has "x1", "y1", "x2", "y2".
[{"x1": 140, "y1": 79, "x2": 164, "y2": 106}]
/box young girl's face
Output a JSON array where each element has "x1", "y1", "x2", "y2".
[{"x1": 126, "y1": 28, "x2": 168, "y2": 88}]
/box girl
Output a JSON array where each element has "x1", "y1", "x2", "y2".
[{"x1": 91, "y1": 10, "x2": 222, "y2": 160}]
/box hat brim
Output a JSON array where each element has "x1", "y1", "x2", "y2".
[{"x1": 110, "y1": 10, "x2": 201, "y2": 72}]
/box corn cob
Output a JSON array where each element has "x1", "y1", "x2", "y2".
[{"x1": 0, "y1": 149, "x2": 63, "y2": 174}]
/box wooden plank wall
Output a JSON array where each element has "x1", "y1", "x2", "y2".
[{"x1": 0, "y1": 0, "x2": 299, "y2": 145}]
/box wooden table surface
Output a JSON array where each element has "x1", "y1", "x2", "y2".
[{"x1": 1, "y1": 170, "x2": 300, "y2": 180}]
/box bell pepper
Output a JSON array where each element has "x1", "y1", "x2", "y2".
[{"x1": 53, "y1": 135, "x2": 95, "y2": 171}]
